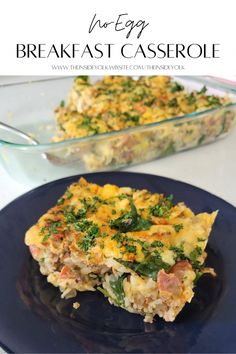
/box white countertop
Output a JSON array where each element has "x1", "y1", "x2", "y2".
[{"x1": 1, "y1": 128, "x2": 236, "y2": 209}]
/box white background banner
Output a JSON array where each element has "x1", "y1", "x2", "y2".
[{"x1": 0, "y1": 0, "x2": 235, "y2": 75}]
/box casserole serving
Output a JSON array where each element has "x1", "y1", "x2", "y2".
[
  {"x1": 0, "y1": 76, "x2": 235, "y2": 185},
  {"x1": 25, "y1": 177, "x2": 217, "y2": 323}
]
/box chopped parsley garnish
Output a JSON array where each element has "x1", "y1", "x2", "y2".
[
  {"x1": 198, "y1": 85, "x2": 207, "y2": 95},
  {"x1": 64, "y1": 207, "x2": 77, "y2": 223},
  {"x1": 151, "y1": 240, "x2": 164, "y2": 248},
  {"x1": 189, "y1": 246, "x2": 202, "y2": 269},
  {"x1": 64, "y1": 200, "x2": 90, "y2": 223},
  {"x1": 78, "y1": 224, "x2": 100, "y2": 252},
  {"x1": 170, "y1": 245, "x2": 185, "y2": 261},
  {"x1": 57, "y1": 198, "x2": 65, "y2": 206},
  {"x1": 131, "y1": 87, "x2": 149, "y2": 102},
  {"x1": 144, "y1": 97, "x2": 156, "y2": 106},
  {"x1": 168, "y1": 98, "x2": 178, "y2": 108},
  {"x1": 77, "y1": 199, "x2": 90, "y2": 218},
  {"x1": 110, "y1": 200, "x2": 152, "y2": 232},
  {"x1": 122, "y1": 80, "x2": 132, "y2": 90},
  {"x1": 125, "y1": 244, "x2": 137, "y2": 254},
  {"x1": 77, "y1": 113, "x2": 100, "y2": 135},
  {"x1": 111, "y1": 232, "x2": 122, "y2": 244},
  {"x1": 60, "y1": 100, "x2": 65, "y2": 107},
  {"x1": 207, "y1": 95, "x2": 221, "y2": 106},
  {"x1": 40, "y1": 226, "x2": 47, "y2": 235},
  {"x1": 65, "y1": 190, "x2": 73, "y2": 199},
  {"x1": 112, "y1": 233, "x2": 137, "y2": 254},
  {"x1": 107, "y1": 89, "x2": 117, "y2": 95},
  {"x1": 170, "y1": 82, "x2": 184, "y2": 93},
  {"x1": 108, "y1": 111, "x2": 116, "y2": 117},
  {"x1": 117, "y1": 194, "x2": 129, "y2": 200},
  {"x1": 50, "y1": 221, "x2": 62, "y2": 232},
  {"x1": 150, "y1": 195, "x2": 174, "y2": 218},
  {"x1": 110, "y1": 274, "x2": 126, "y2": 306},
  {"x1": 42, "y1": 233, "x2": 51, "y2": 242},
  {"x1": 117, "y1": 253, "x2": 170, "y2": 281},
  {"x1": 133, "y1": 217, "x2": 152, "y2": 231},
  {"x1": 123, "y1": 113, "x2": 140, "y2": 123},
  {"x1": 187, "y1": 92, "x2": 197, "y2": 105},
  {"x1": 93, "y1": 196, "x2": 103, "y2": 203},
  {"x1": 112, "y1": 233, "x2": 163, "y2": 256},
  {"x1": 171, "y1": 245, "x2": 203, "y2": 270},
  {"x1": 74, "y1": 220, "x2": 93, "y2": 232},
  {"x1": 77, "y1": 76, "x2": 89, "y2": 83},
  {"x1": 173, "y1": 224, "x2": 183, "y2": 233},
  {"x1": 41, "y1": 221, "x2": 62, "y2": 242}
]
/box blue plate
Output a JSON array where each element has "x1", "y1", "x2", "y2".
[{"x1": 0, "y1": 172, "x2": 235, "y2": 353}]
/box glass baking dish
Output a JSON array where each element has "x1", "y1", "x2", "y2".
[{"x1": 0, "y1": 76, "x2": 236, "y2": 186}]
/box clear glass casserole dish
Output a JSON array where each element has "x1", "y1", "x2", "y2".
[{"x1": 0, "y1": 76, "x2": 236, "y2": 186}]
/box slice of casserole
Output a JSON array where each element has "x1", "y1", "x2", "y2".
[
  {"x1": 25, "y1": 177, "x2": 217, "y2": 323},
  {"x1": 53, "y1": 76, "x2": 230, "y2": 142}
]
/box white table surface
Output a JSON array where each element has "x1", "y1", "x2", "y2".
[{"x1": 1, "y1": 128, "x2": 236, "y2": 209}]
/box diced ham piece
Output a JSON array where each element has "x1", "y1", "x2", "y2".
[
  {"x1": 171, "y1": 260, "x2": 192, "y2": 281},
  {"x1": 53, "y1": 233, "x2": 64, "y2": 241},
  {"x1": 157, "y1": 269, "x2": 181, "y2": 296}
]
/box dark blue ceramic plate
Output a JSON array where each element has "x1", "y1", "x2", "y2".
[{"x1": 0, "y1": 172, "x2": 235, "y2": 353}]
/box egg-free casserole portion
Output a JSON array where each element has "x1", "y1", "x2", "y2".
[
  {"x1": 25, "y1": 178, "x2": 217, "y2": 323},
  {"x1": 54, "y1": 76, "x2": 229, "y2": 141},
  {"x1": 52, "y1": 76, "x2": 235, "y2": 171}
]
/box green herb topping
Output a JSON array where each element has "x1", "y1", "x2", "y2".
[
  {"x1": 41, "y1": 221, "x2": 62, "y2": 242},
  {"x1": 74, "y1": 220, "x2": 93, "y2": 232},
  {"x1": 151, "y1": 240, "x2": 164, "y2": 248},
  {"x1": 65, "y1": 190, "x2": 73, "y2": 199},
  {"x1": 77, "y1": 76, "x2": 89, "y2": 83},
  {"x1": 188, "y1": 246, "x2": 202, "y2": 269},
  {"x1": 170, "y1": 245, "x2": 203, "y2": 270},
  {"x1": 187, "y1": 92, "x2": 197, "y2": 105},
  {"x1": 109, "y1": 274, "x2": 126, "y2": 306},
  {"x1": 78, "y1": 223, "x2": 100, "y2": 252},
  {"x1": 117, "y1": 253, "x2": 170, "y2": 281},
  {"x1": 173, "y1": 224, "x2": 183, "y2": 233},
  {"x1": 57, "y1": 198, "x2": 65, "y2": 206},
  {"x1": 207, "y1": 95, "x2": 221, "y2": 106},
  {"x1": 110, "y1": 200, "x2": 152, "y2": 232},
  {"x1": 170, "y1": 245, "x2": 185, "y2": 260},
  {"x1": 198, "y1": 85, "x2": 207, "y2": 95},
  {"x1": 150, "y1": 195, "x2": 174, "y2": 218},
  {"x1": 168, "y1": 98, "x2": 178, "y2": 108},
  {"x1": 170, "y1": 82, "x2": 184, "y2": 93}
]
